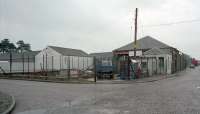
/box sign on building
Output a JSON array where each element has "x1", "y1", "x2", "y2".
[{"x1": 129, "y1": 51, "x2": 142, "y2": 57}]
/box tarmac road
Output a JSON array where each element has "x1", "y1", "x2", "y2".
[{"x1": 0, "y1": 67, "x2": 200, "y2": 114}]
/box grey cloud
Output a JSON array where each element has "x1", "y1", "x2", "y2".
[{"x1": 0, "y1": 0, "x2": 200, "y2": 59}]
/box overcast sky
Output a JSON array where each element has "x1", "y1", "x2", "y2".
[{"x1": 0, "y1": 0, "x2": 200, "y2": 58}]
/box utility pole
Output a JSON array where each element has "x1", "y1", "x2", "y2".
[
  {"x1": 134, "y1": 8, "x2": 138, "y2": 57},
  {"x1": 128, "y1": 8, "x2": 138, "y2": 80}
]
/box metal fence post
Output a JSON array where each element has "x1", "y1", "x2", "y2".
[
  {"x1": 165, "y1": 59, "x2": 167, "y2": 74},
  {"x1": 156, "y1": 57, "x2": 158, "y2": 75},
  {"x1": 83, "y1": 57, "x2": 85, "y2": 70},
  {"x1": 68, "y1": 56, "x2": 70, "y2": 80},
  {"x1": 9, "y1": 52, "x2": 12, "y2": 74},
  {"x1": 77, "y1": 56, "x2": 80, "y2": 78},
  {"x1": 180, "y1": 55, "x2": 182, "y2": 71},
  {"x1": 151, "y1": 57, "x2": 153, "y2": 76},
  {"x1": 94, "y1": 57, "x2": 96, "y2": 82},
  {"x1": 128, "y1": 56, "x2": 130, "y2": 80},
  {"x1": 140, "y1": 57, "x2": 142, "y2": 78},
  {"x1": 52, "y1": 56, "x2": 54, "y2": 72},
  {"x1": 28, "y1": 56, "x2": 29, "y2": 75},
  {"x1": 78, "y1": 56, "x2": 79, "y2": 70},
  {"x1": 147, "y1": 58, "x2": 149, "y2": 77},
  {"x1": 46, "y1": 53, "x2": 48, "y2": 73},
  {"x1": 33, "y1": 56, "x2": 35, "y2": 73},
  {"x1": 60, "y1": 55, "x2": 61, "y2": 70},
  {"x1": 87, "y1": 57, "x2": 88, "y2": 70},
  {"x1": 43, "y1": 54, "x2": 45, "y2": 71},
  {"x1": 22, "y1": 53, "x2": 24, "y2": 74},
  {"x1": 72, "y1": 56, "x2": 73, "y2": 69}
]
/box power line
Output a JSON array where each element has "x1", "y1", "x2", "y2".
[{"x1": 141, "y1": 19, "x2": 200, "y2": 28}]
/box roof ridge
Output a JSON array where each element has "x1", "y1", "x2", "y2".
[
  {"x1": 48, "y1": 46, "x2": 88, "y2": 56},
  {"x1": 49, "y1": 45, "x2": 82, "y2": 51},
  {"x1": 114, "y1": 36, "x2": 170, "y2": 51},
  {"x1": 90, "y1": 52, "x2": 112, "y2": 54}
]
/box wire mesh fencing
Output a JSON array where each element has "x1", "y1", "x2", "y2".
[{"x1": 0, "y1": 53, "x2": 96, "y2": 82}]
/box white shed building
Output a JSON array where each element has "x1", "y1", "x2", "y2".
[{"x1": 35, "y1": 46, "x2": 93, "y2": 72}]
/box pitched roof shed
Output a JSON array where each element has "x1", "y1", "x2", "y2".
[
  {"x1": 114, "y1": 36, "x2": 170, "y2": 51},
  {"x1": 49, "y1": 46, "x2": 89, "y2": 57}
]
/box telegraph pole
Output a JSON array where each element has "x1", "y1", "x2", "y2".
[
  {"x1": 128, "y1": 8, "x2": 138, "y2": 80},
  {"x1": 134, "y1": 8, "x2": 138, "y2": 57}
]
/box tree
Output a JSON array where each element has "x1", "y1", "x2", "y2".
[
  {"x1": 0, "y1": 39, "x2": 16, "y2": 53},
  {"x1": 23, "y1": 43, "x2": 31, "y2": 51},
  {"x1": 8, "y1": 43, "x2": 16, "y2": 52},
  {"x1": 16, "y1": 40, "x2": 24, "y2": 53},
  {"x1": 1, "y1": 39, "x2": 10, "y2": 53},
  {"x1": 16, "y1": 40, "x2": 31, "y2": 53}
]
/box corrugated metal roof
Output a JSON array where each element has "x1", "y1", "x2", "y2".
[
  {"x1": 49, "y1": 46, "x2": 89, "y2": 57},
  {"x1": 0, "y1": 51, "x2": 40, "y2": 62},
  {"x1": 143, "y1": 47, "x2": 171, "y2": 55},
  {"x1": 90, "y1": 52, "x2": 113, "y2": 58},
  {"x1": 114, "y1": 36, "x2": 170, "y2": 51}
]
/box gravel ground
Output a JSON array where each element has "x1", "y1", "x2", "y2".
[
  {"x1": 0, "y1": 67, "x2": 200, "y2": 114},
  {"x1": 0, "y1": 92, "x2": 12, "y2": 113}
]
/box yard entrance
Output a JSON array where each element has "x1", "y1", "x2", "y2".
[{"x1": 115, "y1": 55, "x2": 158, "y2": 80}]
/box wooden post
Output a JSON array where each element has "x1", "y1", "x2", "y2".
[{"x1": 134, "y1": 8, "x2": 138, "y2": 57}]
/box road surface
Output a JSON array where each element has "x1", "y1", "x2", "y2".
[{"x1": 0, "y1": 67, "x2": 200, "y2": 114}]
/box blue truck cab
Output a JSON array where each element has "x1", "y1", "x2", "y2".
[{"x1": 96, "y1": 59, "x2": 114, "y2": 79}]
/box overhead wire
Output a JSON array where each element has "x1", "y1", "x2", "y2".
[{"x1": 140, "y1": 19, "x2": 200, "y2": 28}]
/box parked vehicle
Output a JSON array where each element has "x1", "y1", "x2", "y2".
[{"x1": 96, "y1": 60, "x2": 113, "y2": 80}]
